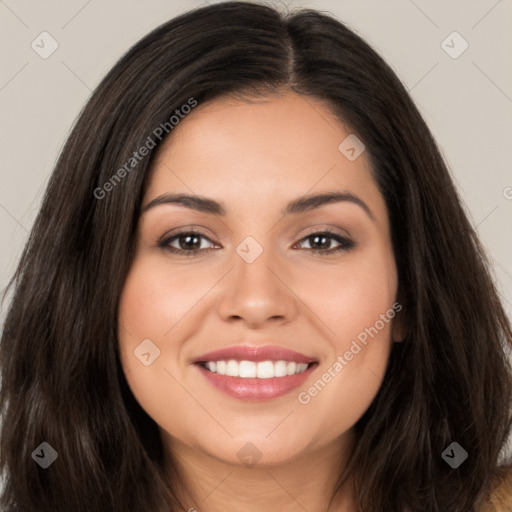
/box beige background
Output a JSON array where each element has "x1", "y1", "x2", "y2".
[{"x1": 0, "y1": 0, "x2": 511, "y2": 467}]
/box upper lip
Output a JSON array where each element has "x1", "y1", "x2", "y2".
[{"x1": 193, "y1": 345, "x2": 317, "y2": 364}]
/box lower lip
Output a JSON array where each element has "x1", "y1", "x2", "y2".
[{"x1": 195, "y1": 363, "x2": 318, "y2": 401}]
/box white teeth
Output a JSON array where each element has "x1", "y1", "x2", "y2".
[
  {"x1": 216, "y1": 360, "x2": 226, "y2": 375},
  {"x1": 201, "y1": 359, "x2": 310, "y2": 378},
  {"x1": 239, "y1": 360, "x2": 256, "y2": 378},
  {"x1": 257, "y1": 361, "x2": 274, "y2": 379},
  {"x1": 226, "y1": 360, "x2": 238, "y2": 377},
  {"x1": 286, "y1": 362, "x2": 297, "y2": 375},
  {"x1": 274, "y1": 360, "x2": 287, "y2": 377}
]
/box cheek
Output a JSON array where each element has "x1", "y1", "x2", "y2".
[
  {"x1": 117, "y1": 257, "x2": 181, "y2": 377},
  {"x1": 117, "y1": 252, "x2": 219, "y2": 370},
  {"x1": 296, "y1": 246, "x2": 398, "y2": 347},
  {"x1": 118, "y1": 257, "x2": 199, "y2": 340},
  {"x1": 293, "y1": 248, "x2": 397, "y2": 431},
  {"x1": 117, "y1": 259, "x2": 198, "y2": 437}
]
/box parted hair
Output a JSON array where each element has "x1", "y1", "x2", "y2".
[{"x1": 1, "y1": 2, "x2": 511, "y2": 511}]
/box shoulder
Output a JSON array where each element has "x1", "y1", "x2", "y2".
[{"x1": 476, "y1": 466, "x2": 512, "y2": 512}]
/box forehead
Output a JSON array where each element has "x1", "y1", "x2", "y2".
[{"x1": 145, "y1": 91, "x2": 386, "y2": 222}]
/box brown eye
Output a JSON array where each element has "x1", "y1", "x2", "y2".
[
  {"x1": 295, "y1": 230, "x2": 355, "y2": 254},
  {"x1": 158, "y1": 230, "x2": 217, "y2": 256}
]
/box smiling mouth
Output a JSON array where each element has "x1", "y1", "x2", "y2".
[
  {"x1": 195, "y1": 360, "x2": 319, "y2": 402},
  {"x1": 193, "y1": 344, "x2": 319, "y2": 400},
  {"x1": 196, "y1": 360, "x2": 316, "y2": 379}
]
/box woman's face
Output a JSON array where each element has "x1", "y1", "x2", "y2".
[{"x1": 118, "y1": 91, "x2": 402, "y2": 469}]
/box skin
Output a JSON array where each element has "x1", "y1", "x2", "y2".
[{"x1": 118, "y1": 90, "x2": 406, "y2": 511}]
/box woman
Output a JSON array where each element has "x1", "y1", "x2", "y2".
[{"x1": 1, "y1": 2, "x2": 511, "y2": 511}]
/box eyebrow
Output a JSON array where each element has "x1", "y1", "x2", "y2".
[{"x1": 142, "y1": 191, "x2": 374, "y2": 221}]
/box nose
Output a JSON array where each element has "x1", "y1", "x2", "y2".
[{"x1": 216, "y1": 241, "x2": 299, "y2": 328}]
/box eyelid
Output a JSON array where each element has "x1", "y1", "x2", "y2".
[
  {"x1": 298, "y1": 224, "x2": 351, "y2": 239},
  {"x1": 159, "y1": 224, "x2": 216, "y2": 240}
]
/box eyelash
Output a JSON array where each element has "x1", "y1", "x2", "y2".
[{"x1": 157, "y1": 228, "x2": 355, "y2": 257}]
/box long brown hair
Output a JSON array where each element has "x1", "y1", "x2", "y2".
[{"x1": 1, "y1": 2, "x2": 511, "y2": 510}]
